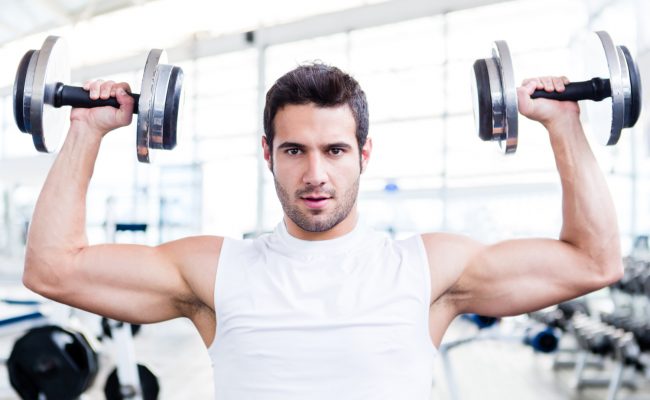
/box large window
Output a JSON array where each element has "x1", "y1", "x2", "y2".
[{"x1": 0, "y1": 0, "x2": 646, "y2": 254}]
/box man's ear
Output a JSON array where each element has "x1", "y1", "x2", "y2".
[
  {"x1": 360, "y1": 137, "x2": 372, "y2": 173},
  {"x1": 262, "y1": 136, "x2": 273, "y2": 171}
]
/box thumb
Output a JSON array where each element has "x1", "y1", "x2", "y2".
[
  {"x1": 115, "y1": 88, "x2": 135, "y2": 125},
  {"x1": 517, "y1": 85, "x2": 535, "y2": 116}
]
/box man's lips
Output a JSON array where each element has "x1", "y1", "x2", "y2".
[{"x1": 300, "y1": 195, "x2": 332, "y2": 209}]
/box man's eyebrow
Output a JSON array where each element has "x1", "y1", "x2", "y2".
[
  {"x1": 326, "y1": 142, "x2": 353, "y2": 150},
  {"x1": 277, "y1": 142, "x2": 306, "y2": 150}
]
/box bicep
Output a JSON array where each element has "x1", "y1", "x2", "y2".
[
  {"x1": 34, "y1": 236, "x2": 222, "y2": 325},
  {"x1": 450, "y1": 238, "x2": 606, "y2": 317}
]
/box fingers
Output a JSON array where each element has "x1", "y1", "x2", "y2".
[
  {"x1": 82, "y1": 80, "x2": 132, "y2": 100},
  {"x1": 83, "y1": 79, "x2": 103, "y2": 100},
  {"x1": 80, "y1": 79, "x2": 134, "y2": 128},
  {"x1": 520, "y1": 76, "x2": 570, "y2": 93}
]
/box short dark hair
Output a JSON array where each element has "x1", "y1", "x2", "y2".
[{"x1": 263, "y1": 62, "x2": 369, "y2": 152}]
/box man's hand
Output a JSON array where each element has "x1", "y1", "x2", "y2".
[
  {"x1": 70, "y1": 80, "x2": 135, "y2": 137},
  {"x1": 517, "y1": 76, "x2": 581, "y2": 130}
]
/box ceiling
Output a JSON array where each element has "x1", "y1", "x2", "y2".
[{"x1": 0, "y1": 0, "x2": 156, "y2": 47}]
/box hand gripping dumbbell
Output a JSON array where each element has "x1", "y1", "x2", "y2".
[
  {"x1": 13, "y1": 36, "x2": 183, "y2": 163},
  {"x1": 471, "y1": 31, "x2": 642, "y2": 154}
]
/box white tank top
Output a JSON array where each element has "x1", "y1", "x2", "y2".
[{"x1": 207, "y1": 220, "x2": 436, "y2": 399}]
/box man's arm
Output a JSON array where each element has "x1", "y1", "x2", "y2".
[
  {"x1": 23, "y1": 81, "x2": 221, "y2": 335},
  {"x1": 426, "y1": 76, "x2": 624, "y2": 325}
]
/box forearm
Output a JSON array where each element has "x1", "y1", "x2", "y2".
[
  {"x1": 548, "y1": 116, "x2": 622, "y2": 270},
  {"x1": 25, "y1": 122, "x2": 102, "y2": 279}
]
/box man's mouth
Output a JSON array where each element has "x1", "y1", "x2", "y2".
[{"x1": 300, "y1": 194, "x2": 332, "y2": 209}]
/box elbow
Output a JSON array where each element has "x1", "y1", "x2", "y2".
[
  {"x1": 23, "y1": 250, "x2": 45, "y2": 293},
  {"x1": 595, "y1": 258, "x2": 624, "y2": 288},
  {"x1": 22, "y1": 250, "x2": 74, "y2": 299}
]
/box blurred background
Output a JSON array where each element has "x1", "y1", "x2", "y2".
[{"x1": 0, "y1": 0, "x2": 648, "y2": 399}]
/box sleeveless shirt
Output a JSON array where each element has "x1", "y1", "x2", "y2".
[{"x1": 207, "y1": 220, "x2": 436, "y2": 399}]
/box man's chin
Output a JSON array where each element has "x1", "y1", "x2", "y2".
[{"x1": 297, "y1": 216, "x2": 331, "y2": 232}]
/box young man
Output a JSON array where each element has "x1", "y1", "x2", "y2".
[{"x1": 23, "y1": 63, "x2": 622, "y2": 399}]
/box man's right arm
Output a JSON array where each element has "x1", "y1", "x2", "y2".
[{"x1": 23, "y1": 81, "x2": 222, "y2": 330}]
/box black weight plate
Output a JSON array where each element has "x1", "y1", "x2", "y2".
[
  {"x1": 162, "y1": 66, "x2": 183, "y2": 150},
  {"x1": 472, "y1": 59, "x2": 494, "y2": 141},
  {"x1": 104, "y1": 364, "x2": 160, "y2": 400},
  {"x1": 13, "y1": 50, "x2": 35, "y2": 133},
  {"x1": 619, "y1": 45, "x2": 642, "y2": 128},
  {"x1": 8, "y1": 325, "x2": 98, "y2": 400}
]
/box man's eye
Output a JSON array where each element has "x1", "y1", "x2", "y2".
[
  {"x1": 330, "y1": 148, "x2": 344, "y2": 155},
  {"x1": 287, "y1": 148, "x2": 301, "y2": 155}
]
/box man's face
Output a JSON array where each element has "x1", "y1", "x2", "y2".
[{"x1": 262, "y1": 103, "x2": 372, "y2": 239}]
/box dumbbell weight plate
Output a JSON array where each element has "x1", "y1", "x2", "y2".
[
  {"x1": 471, "y1": 40, "x2": 518, "y2": 154},
  {"x1": 13, "y1": 50, "x2": 35, "y2": 134},
  {"x1": 573, "y1": 31, "x2": 640, "y2": 146},
  {"x1": 14, "y1": 36, "x2": 70, "y2": 153},
  {"x1": 137, "y1": 56, "x2": 183, "y2": 163},
  {"x1": 136, "y1": 49, "x2": 165, "y2": 164},
  {"x1": 494, "y1": 40, "x2": 518, "y2": 154},
  {"x1": 588, "y1": 31, "x2": 624, "y2": 146},
  {"x1": 618, "y1": 45, "x2": 642, "y2": 129}
]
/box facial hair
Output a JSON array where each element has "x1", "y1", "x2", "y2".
[{"x1": 274, "y1": 176, "x2": 360, "y2": 233}]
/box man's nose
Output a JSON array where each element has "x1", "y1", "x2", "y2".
[{"x1": 302, "y1": 153, "x2": 328, "y2": 186}]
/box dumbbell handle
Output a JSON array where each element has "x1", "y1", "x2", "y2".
[
  {"x1": 531, "y1": 77, "x2": 611, "y2": 102},
  {"x1": 53, "y1": 84, "x2": 140, "y2": 114}
]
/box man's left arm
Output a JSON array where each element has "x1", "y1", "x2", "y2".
[{"x1": 430, "y1": 76, "x2": 624, "y2": 318}]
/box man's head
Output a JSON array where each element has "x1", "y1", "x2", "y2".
[
  {"x1": 262, "y1": 63, "x2": 372, "y2": 239},
  {"x1": 263, "y1": 63, "x2": 369, "y2": 160}
]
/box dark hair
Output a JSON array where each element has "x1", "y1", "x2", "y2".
[{"x1": 263, "y1": 62, "x2": 369, "y2": 152}]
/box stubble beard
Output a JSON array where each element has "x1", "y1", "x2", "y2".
[{"x1": 274, "y1": 176, "x2": 360, "y2": 233}]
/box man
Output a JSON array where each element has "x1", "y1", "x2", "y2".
[{"x1": 23, "y1": 63, "x2": 623, "y2": 399}]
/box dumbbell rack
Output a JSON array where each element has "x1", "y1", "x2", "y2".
[
  {"x1": 536, "y1": 255, "x2": 650, "y2": 400},
  {"x1": 439, "y1": 314, "x2": 561, "y2": 400}
]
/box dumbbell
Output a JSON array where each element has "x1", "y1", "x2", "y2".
[
  {"x1": 461, "y1": 313, "x2": 499, "y2": 329},
  {"x1": 471, "y1": 31, "x2": 642, "y2": 154},
  {"x1": 610, "y1": 330, "x2": 642, "y2": 367},
  {"x1": 524, "y1": 325, "x2": 560, "y2": 353},
  {"x1": 13, "y1": 36, "x2": 183, "y2": 163}
]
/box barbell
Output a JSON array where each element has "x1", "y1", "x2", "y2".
[
  {"x1": 472, "y1": 31, "x2": 642, "y2": 154},
  {"x1": 13, "y1": 35, "x2": 183, "y2": 163}
]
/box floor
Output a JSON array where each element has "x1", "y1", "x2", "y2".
[{"x1": 1, "y1": 276, "x2": 650, "y2": 400}]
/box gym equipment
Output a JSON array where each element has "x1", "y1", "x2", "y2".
[
  {"x1": 0, "y1": 299, "x2": 47, "y2": 346},
  {"x1": 524, "y1": 326, "x2": 560, "y2": 353},
  {"x1": 472, "y1": 31, "x2": 642, "y2": 154},
  {"x1": 13, "y1": 35, "x2": 183, "y2": 163},
  {"x1": 100, "y1": 317, "x2": 141, "y2": 340},
  {"x1": 7, "y1": 325, "x2": 99, "y2": 400},
  {"x1": 104, "y1": 364, "x2": 160, "y2": 400},
  {"x1": 460, "y1": 314, "x2": 499, "y2": 329},
  {"x1": 440, "y1": 315, "x2": 556, "y2": 400},
  {"x1": 100, "y1": 218, "x2": 160, "y2": 399}
]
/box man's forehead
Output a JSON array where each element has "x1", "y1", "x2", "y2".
[
  {"x1": 274, "y1": 103, "x2": 355, "y2": 123},
  {"x1": 273, "y1": 103, "x2": 357, "y2": 146}
]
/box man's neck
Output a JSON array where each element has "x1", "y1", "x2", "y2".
[{"x1": 284, "y1": 210, "x2": 358, "y2": 241}]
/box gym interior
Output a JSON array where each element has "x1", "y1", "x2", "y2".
[{"x1": 0, "y1": 0, "x2": 649, "y2": 399}]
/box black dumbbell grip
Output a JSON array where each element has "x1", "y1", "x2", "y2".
[
  {"x1": 531, "y1": 77, "x2": 611, "y2": 102},
  {"x1": 54, "y1": 84, "x2": 140, "y2": 114}
]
